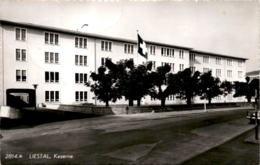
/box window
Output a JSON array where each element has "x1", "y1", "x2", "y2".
[
  {"x1": 227, "y1": 70, "x2": 232, "y2": 78},
  {"x1": 190, "y1": 53, "x2": 196, "y2": 61},
  {"x1": 101, "y1": 40, "x2": 112, "y2": 51},
  {"x1": 45, "y1": 32, "x2": 59, "y2": 45},
  {"x1": 50, "y1": 52, "x2": 54, "y2": 63},
  {"x1": 45, "y1": 71, "x2": 59, "y2": 83},
  {"x1": 167, "y1": 95, "x2": 174, "y2": 101},
  {"x1": 162, "y1": 62, "x2": 174, "y2": 71},
  {"x1": 124, "y1": 44, "x2": 134, "y2": 54},
  {"x1": 151, "y1": 96, "x2": 157, "y2": 101},
  {"x1": 216, "y1": 96, "x2": 221, "y2": 101},
  {"x1": 15, "y1": 28, "x2": 26, "y2": 41},
  {"x1": 161, "y1": 47, "x2": 174, "y2": 57},
  {"x1": 150, "y1": 45, "x2": 156, "y2": 55},
  {"x1": 101, "y1": 57, "x2": 112, "y2": 66},
  {"x1": 45, "y1": 52, "x2": 59, "y2": 64},
  {"x1": 203, "y1": 68, "x2": 210, "y2": 73},
  {"x1": 75, "y1": 37, "x2": 87, "y2": 48},
  {"x1": 238, "y1": 71, "x2": 243, "y2": 78},
  {"x1": 22, "y1": 70, "x2": 26, "y2": 81},
  {"x1": 16, "y1": 69, "x2": 26, "y2": 82},
  {"x1": 80, "y1": 56, "x2": 83, "y2": 65},
  {"x1": 203, "y1": 56, "x2": 209, "y2": 63},
  {"x1": 16, "y1": 49, "x2": 26, "y2": 61},
  {"x1": 171, "y1": 63, "x2": 175, "y2": 72},
  {"x1": 75, "y1": 55, "x2": 87, "y2": 66},
  {"x1": 216, "y1": 57, "x2": 221, "y2": 65},
  {"x1": 216, "y1": 69, "x2": 221, "y2": 77},
  {"x1": 238, "y1": 60, "x2": 243, "y2": 67},
  {"x1": 45, "y1": 91, "x2": 59, "y2": 102},
  {"x1": 21, "y1": 49, "x2": 26, "y2": 61},
  {"x1": 75, "y1": 91, "x2": 88, "y2": 102},
  {"x1": 191, "y1": 66, "x2": 196, "y2": 73},
  {"x1": 227, "y1": 59, "x2": 232, "y2": 66},
  {"x1": 55, "y1": 53, "x2": 59, "y2": 64},
  {"x1": 45, "y1": 91, "x2": 49, "y2": 102},
  {"x1": 16, "y1": 70, "x2": 21, "y2": 81},
  {"x1": 179, "y1": 64, "x2": 184, "y2": 71},
  {"x1": 75, "y1": 73, "x2": 88, "y2": 84},
  {"x1": 179, "y1": 50, "x2": 184, "y2": 59},
  {"x1": 151, "y1": 61, "x2": 156, "y2": 70}
]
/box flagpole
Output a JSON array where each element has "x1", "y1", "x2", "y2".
[{"x1": 136, "y1": 29, "x2": 139, "y2": 65}]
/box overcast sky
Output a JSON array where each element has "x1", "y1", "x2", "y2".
[{"x1": 0, "y1": 0, "x2": 259, "y2": 72}]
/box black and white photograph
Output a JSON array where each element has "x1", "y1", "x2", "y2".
[{"x1": 0, "y1": 0, "x2": 259, "y2": 165}]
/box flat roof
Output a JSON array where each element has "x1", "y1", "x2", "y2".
[
  {"x1": 246, "y1": 70, "x2": 260, "y2": 76},
  {"x1": 0, "y1": 19, "x2": 247, "y2": 60},
  {"x1": 191, "y1": 50, "x2": 247, "y2": 60},
  {"x1": 0, "y1": 19, "x2": 192, "y2": 50}
]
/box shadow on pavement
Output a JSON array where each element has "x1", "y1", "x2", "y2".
[{"x1": 0, "y1": 109, "x2": 103, "y2": 130}]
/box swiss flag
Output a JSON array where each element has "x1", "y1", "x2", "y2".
[{"x1": 137, "y1": 34, "x2": 148, "y2": 59}]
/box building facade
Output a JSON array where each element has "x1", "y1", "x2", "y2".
[{"x1": 0, "y1": 20, "x2": 247, "y2": 107}]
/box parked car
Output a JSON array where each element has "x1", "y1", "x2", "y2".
[{"x1": 247, "y1": 109, "x2": 260, "y2": 124}]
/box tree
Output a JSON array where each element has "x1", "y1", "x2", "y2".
[
  {"x1": 199, "y1": 71, "x2": 222, "y2": 104},
  {"x1": 175, "y1": 68, "x2": 201, "y2": 106},
  {"x1": 108, "y1": 59, "x2": 153, "y2": 106},
  {"x1": 220, "y1": 80, "x2": 233, "y2": 102},
  {"x1": 250, "y1": 78, "x2": 259, "y2": 101},
  {"x1": 149, "y1": 64, "x2": 173, "y2": 107},
  {"x1": 233, "y1": 77, "x2": 259, "y2": 103},
  {"x1": 129, "y1": 62, "x2": 153, "y2": 106},
  {"x1": 87, "y1": 60, "x2": 120, "y2": 107}
]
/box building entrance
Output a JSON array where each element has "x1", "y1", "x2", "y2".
[{"x1": 6, "y1": 89, "x2": 36, "y2": 108}]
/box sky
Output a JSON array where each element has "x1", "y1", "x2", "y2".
[{"x1": 0, "y1": 0, "x2": 259, "y2": 72}]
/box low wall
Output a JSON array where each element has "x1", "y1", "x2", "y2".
[
  {"x1": 0, "y1": 106, "x2": 21, "y2": 119},
  {"x1": 127, "y1": 102, "x2": 248, "y2": 114},
  {"x1": 44, "y1": 102, "x2": 250, "y2": 115},
  {"x1": 57, "y1": 105, "x2": 127, "y2": 115}
]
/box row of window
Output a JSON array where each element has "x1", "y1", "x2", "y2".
[
  {"x1": 15, "y1": 68, "x2": 243, "y2": 83},
  {"x1": 15, "y1": 50, "x2": 89, "y2": 66},
  {"x1": 151, "y1": 95, "x2": 174, "y2": 101},
  {"x1": 202, "y1": 55, "x2": 243, "y2": 67},
  {"x1": 202, "y1": 68, "x2": 243, "y2": 78},
  {"x1": 15, "y1": 28, "x2": 188, "y2": 56},
  {"x1": 16, "y1": 71, "x2": 89, "y2": 83},
  {"x1": 45, "y1": 91, "x2": 88, "y2": 102}
]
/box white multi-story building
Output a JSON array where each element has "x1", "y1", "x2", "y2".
[{"x1": 0, "y1": 20, "x2": 247, "y2": 107}]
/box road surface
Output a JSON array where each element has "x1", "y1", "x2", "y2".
[{"x1": 1, "y1": 107, "x2": 256, "y2": 165}]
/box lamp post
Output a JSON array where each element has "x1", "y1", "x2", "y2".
[
  {"x1": 204, "y1": 88, "x2": 209, "y2": 112},
  {"x1": 33, "y1": 84, "x2": 38, "y2": 110}
]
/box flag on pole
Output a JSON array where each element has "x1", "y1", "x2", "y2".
[{"x1": 137, "y1": 34, "x2": 148, "y2": 59}]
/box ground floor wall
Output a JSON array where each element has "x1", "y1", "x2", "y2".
[{"x1": 1, "y1": 84, "x2": 248, "y2": 108}]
